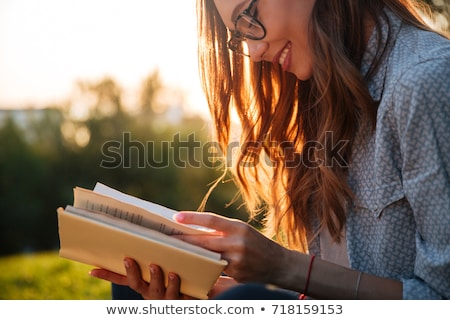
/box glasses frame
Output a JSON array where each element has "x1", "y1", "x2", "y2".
[{"x1": 227, "y1": 0, "x2": 267, "y2": 55}]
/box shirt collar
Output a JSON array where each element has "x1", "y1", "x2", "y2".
[{"x1": 361, "y1": 9, "x2": 402, "y2": 102}]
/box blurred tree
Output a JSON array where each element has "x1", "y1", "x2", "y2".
[
  {"x1": 77, "y1": 77, "x2": 125, "y2": 119},
  {"x1": 139, "y1": 70, "x2": 163, "y2": 117},
  {"x1": 0, "y1": 71, "x2": 246, "y2": 256},
  {"x1": 0, "y1": 115, "x2": 59, "y2": 254}
]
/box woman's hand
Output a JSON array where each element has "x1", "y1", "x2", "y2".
[
  {"x1": 89, "y1": 258, "x2": 192, "y2": 299},
  {"x1": 208, "y1": 276, "x2": 239, "y2": 299},
  {"x1": 89, "y1": 258, "x2": 239, "y2": 300},
  {"x1": 89, "y1": 211, "x2": 297, "y2": 298},
  {"x1": 174, "y1": 211, "x2": 293, "y2": 285}
]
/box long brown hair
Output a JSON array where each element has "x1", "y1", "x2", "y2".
[{"x1": 197, "y1": 0, "x2": 436, "y2": 251}]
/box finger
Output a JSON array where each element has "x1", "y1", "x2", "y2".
[
  {"x1": 89, "y1": 268, "x2": 128, "y2": 286},
  {"x1": 147, "y1": 264, "x2": 166, "y2": 299},
  {"x1": 124, "y1": 258, "x2": 149, "y2": 294},
  {"x1": 175, "y1": 233, "x2": 228, "y2": 252},
  {"x1": 175, "y1": 211, "x2": 239, "y2": 233},
  {"x1": 165, "y1": 272, "x2": 182, "y2": 299}
]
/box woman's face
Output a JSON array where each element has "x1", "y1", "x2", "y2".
[{"x1": 213, "y1": 0, "x2": 316, "y2": 80}]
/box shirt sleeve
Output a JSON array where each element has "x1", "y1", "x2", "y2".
[{"x1": 393, "y1": 57, "x2": 450, "y2": 299}]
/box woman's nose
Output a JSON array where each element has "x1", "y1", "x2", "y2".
[{"x1": 246, "y1": 40, "x2": 269, "y2": 62}]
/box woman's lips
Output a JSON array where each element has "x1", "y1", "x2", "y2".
[{"x1": 272, "y1": 42, "x2": 292, "y2": 71}]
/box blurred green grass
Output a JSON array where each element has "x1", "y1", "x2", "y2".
[{"x1": 0, "y1": 251, "x2": 111, "y2": 299}]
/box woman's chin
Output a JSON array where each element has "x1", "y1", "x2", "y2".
[{"x1": 292, "y1": 66, "x2": 313, "y2": 81}]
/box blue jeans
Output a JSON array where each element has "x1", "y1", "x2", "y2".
[
  {"x1": 112, "y1": 284, "x2": 143, "y2": 300},
  {"x1": 214, "y1": 283, "x2": 299, "y2": 300},
  {"x1": 112, "y1": 283, "x2": 298, "y2": 300}
]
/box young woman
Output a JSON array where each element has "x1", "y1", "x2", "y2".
[{"x1": 91, "y1": 0, "x2": 450, "y2": 299}]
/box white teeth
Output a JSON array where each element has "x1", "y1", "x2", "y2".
[{"x1": 279, "y1": 43, "x2": 291, "y2": 66}]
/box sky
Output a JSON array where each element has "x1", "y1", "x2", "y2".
[{"x1": 0, "y1": 0, "x2": 208, "y2": 116}]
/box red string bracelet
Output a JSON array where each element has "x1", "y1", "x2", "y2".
[{"x1": 299, "y1": 255, "x2": 315, "y2": 300}]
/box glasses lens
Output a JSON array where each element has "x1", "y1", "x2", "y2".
[{"x1": 235, "y1": 14, "x2": 265, "y2": 40}]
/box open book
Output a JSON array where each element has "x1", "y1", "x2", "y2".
[{"x1": 57, "y1": 182, "x2": 227, "y2": 299}]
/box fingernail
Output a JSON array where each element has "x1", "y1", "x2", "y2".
[
  {"x1": 169, "y1": 273, "x2": 175, "y2": 280},
  {"x1": 173, "y1": 212, "x2": 184, "y2": 221},
  {"x1": 149, "y1": 265, "x2": 156, "y2": 274},
  {"x1": 124, "y1": 259, "x2": 130, "y2": 268}
]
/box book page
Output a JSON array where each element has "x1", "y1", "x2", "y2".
[
  {"x1": 63, "y1": 206, "x2": 222, "y2": 261},
  {"x1": 93, "y1": 182, "x2": 218, "y2": 233},
  {"x1": 73, "y1": 184, "x2": 218, "y2": 236},
  {"x1": 93, "y1": 182, "x2": 178, "y2": 220}
]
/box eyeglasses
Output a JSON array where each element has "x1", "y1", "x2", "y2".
[{"x1": 227, "y1": 0, "x2": 266, "y2": 56}]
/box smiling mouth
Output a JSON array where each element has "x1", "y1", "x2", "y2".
[{"x1": 273, "y1": 42, "x2": 292, "y2": 70}]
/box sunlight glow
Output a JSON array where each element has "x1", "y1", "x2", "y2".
[{"x1": 0, "y1": 0, "x2": 208, "y2": 117}]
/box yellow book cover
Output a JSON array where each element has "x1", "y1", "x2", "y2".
[{"x1": 57, "y1": 183, "x2": 227, "y2": 299}]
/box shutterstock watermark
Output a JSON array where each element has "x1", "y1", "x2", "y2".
[{"x1": 100, "y1": 132, "x2": 349, "y2": 169}]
